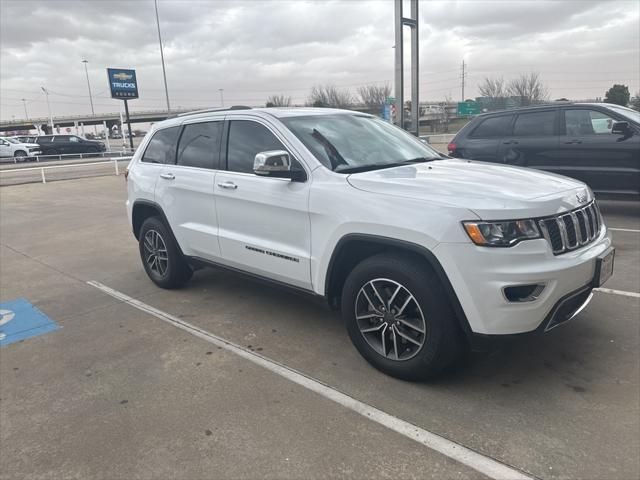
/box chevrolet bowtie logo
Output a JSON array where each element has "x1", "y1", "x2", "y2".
[{"x1": 113, "y1": 72, "x2": 133, "y2": 81}]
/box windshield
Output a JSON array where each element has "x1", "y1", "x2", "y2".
[
  {"x1": 281, "y1": 114, "x2": 442, "y2": 172},
  {"x1": 607, "y1": 105, "x2": 640, "y2": 123},
  {"x1": 5, "y1": 138, "x2": 19, "y2": 144}
]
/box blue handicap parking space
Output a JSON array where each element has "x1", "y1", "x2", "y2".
[{"x1": 0, "y1": 299, "x2": 60, "y2": 347}]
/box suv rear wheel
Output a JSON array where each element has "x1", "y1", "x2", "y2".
[
  {"x1": 139, "y1": 216, "x2": 192, "y2": 289},
  {"x1": 341, "y1": 253, "x2": 463, "y2": 381}
]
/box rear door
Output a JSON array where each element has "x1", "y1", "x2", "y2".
[
  {"x1": 498, "y1": 109, "x2": 560, "y2": 168},
  {"x1": 457, "y1": 114, "x2": 513, "y2": 162},
  {"x1": 52, "y1": 135, "x2": 73, "y2": 155},
  {"x1": 558, "y1": 107, "x2": 640, "y2": 195},
  {"x1": 155, "y1": 120, "x2": 223, "y2": 260},
  {"x1": 214, "y1": 117, "x2": 312, "y2": 290}
]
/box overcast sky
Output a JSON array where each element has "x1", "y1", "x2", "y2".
[{"x1": 1, "y1": 0, "x2": 638, "y2": 121}]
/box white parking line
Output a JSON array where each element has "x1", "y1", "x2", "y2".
[
  {"x1": 609, "y1": 227, "x2": 640, "y2": 233},
  {"x1": 594, "y1": 288, "x2": 640, "y2": 299},
  {"x1": 87, "y1": 280, "x2": 532, "y2": 480}
]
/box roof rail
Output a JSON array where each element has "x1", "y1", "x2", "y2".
[{"x1": 177, "y1": 106, "x2": 252, "y2": 117}]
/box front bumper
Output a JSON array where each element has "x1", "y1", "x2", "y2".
[{"x1": 433, "y1": 226, "x2": 612, "y2": 335}]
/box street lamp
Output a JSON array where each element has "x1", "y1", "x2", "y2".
[
  {"x1": 154, "y1": 0, "x2": 171, "y2": 112},
  {"x1": 219, "y1": 88, "x2": 224, "y2": 107},
  {"x1": 41, "y1": 86, "x2": 54, "y2": 133},
  {"x1": 81, "y1": 59, "x2": 98, "y2": 136},
  {"x1": 20, "y1": 98, "x2": 29, "y2": 120}
]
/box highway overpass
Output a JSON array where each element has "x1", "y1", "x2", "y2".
[{"x1": 0, "y1": 107, "x2": 206, "y2": 133}]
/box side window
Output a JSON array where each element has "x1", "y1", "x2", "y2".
[
  {"x1": 69, "y1": 136, "x2": 79, "y2": 143},
  {"x1": 565, "y1": 109, "x2": 615, "y2": 136},
  {"x1": 141, "y1": 126, "x2": 180, "y2": 164},
  {"x1": 470, "y1": 115, "x2": 513, "y2": 138},
  {"x1": 176, "y1": 121, "x2": 222, "y2": 169},
  {"x1": 227, "y1": 120, "x2": 287, "y2": 173},
  {"x1": 513, "y1": 111, "x2": 556, "y2": 136}
]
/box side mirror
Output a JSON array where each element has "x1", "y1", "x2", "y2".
[
  {"x1": 254, "y1": 150, "x2": 292, "y2": 177},
  {"x1": 611, "y1": 121, "x2": 630, "y2": 135}
]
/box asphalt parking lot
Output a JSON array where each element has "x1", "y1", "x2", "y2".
[{"x1": 1, "y1": 176, "x2": 638, "y2": 480}]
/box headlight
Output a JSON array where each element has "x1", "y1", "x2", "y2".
[{"x1": 463, "y1": 219, "x2": 540, "y2": 247}]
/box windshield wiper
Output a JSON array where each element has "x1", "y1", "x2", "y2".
[{"x1": 335, "y1": 157, "x2": 438, "y2": 174}]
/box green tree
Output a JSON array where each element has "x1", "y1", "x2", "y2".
[{"x1": 604, "y1": 84, "x2": 630, "y2": 106}]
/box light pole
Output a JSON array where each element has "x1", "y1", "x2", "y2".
[
  {"x1": 81, "y1": 59, "x2": 98, "y2": 136},
  {"x1": 219, "y1": 88, "x2": 224, "y2": 107},
  {"x1": 154, "y1": 0, "x2": 171, "y2": 112},
  {"x1": 20, "y1": 98, "x2": 29, "y2": 120},
  {"x1": 41, "y1": 87, "x2": 54, "y2": 133}
]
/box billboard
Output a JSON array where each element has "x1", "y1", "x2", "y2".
[{"x1": 107, "y1": 68, "x2": 138, "y2": 99}]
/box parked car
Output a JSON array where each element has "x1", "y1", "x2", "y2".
[
  {"x1": 126, "y1": 107, "x2": 614, "y2": 380},
  {"x1": 0, "y1": 136, "x2": 42, "y2": 160},
  {"x1": 34, "y1": 135, "x2": 106, "y2": 156},
  {"x1": 448, "y1": 103, "x2": 640, "y2": 196}
]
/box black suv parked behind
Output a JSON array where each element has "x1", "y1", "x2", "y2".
[
  {"x1": 35, "y1": 135, "x2": 106, "y2": 156},
  {"x1": 448, "y1": 103, "x2": 640, "y2": 196}
]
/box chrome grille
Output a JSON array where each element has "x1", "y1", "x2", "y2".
[{"x1": 538, "y1": 202, "x2": 602, "y2": 255}]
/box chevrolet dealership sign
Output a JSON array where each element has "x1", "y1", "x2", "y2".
[{"x1": 107, "y1": 68, "x2": 139, "y2": 99}]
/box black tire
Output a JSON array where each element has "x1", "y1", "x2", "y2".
[
  {"x1": 138, "y1": 216, "x2": 192, "y2": 289},
  {"x1": 14, "y1": 150, "x2": 27, "y2": 160},
  {"x1": 341, "y1": 253, "x2": 463, "y2": 381}
]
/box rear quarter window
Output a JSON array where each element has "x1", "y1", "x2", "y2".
[
  {"x1": 141, "y1": 126, "x2": 180, "y2": 164},
  {"x1": 469, "y1": 115, "x2": 513, "y2": 138}
]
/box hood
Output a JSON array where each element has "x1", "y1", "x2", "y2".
[
  {"x1": 20, "y1": 143, "x2": 40, "y2": 148},
  {"x1": 347, "y1": 159, "x2": 591, "y2": 220}
]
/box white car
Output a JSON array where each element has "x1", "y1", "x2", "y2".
[
  {"x1": 125, "y1": 107, "x2": 614, "y2": 380},
  {"x1": 0, "y1": 136, "x2": 41, "y2": 160}
]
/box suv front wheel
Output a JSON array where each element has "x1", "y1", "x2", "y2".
[
  {"x1": 139, "y1": 216, "x2": 193, "y2": 289},
  {"x1": 341, "y1": 253, "x2": 463, "y2": 381}
]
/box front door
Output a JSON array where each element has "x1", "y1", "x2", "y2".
[
  {"x1": 214, "y1": 118, "x2": 312, "y2": 290},
  {"x1": 0, "y1": 139, "x2": 11, "y2": 158},
  {"x1": 558, "y1": 107, "x2": 640, "y2": 195},
  {"x1": 154, "y1": 121, "x2": 222, "y2": 260}
]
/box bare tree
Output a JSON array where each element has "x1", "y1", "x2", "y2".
[
  {"x1": 507, "y1": 72, "x2": 549, "y2": 106},
  {"x1": 265, "y1": 94, "x2": 292, "y2": 107},
  {"x1": 357, "y1": 84, "x2": 391, "y2": 114},
  {"x1": 633, "y1": 91, "x2": 640, "y2": 111},
  {"x1": 478, "y1": 76, "x2": 506, "y2": 99},
  {"x1": 307, "y1": 85, "x2": 353, "y2": 108}
]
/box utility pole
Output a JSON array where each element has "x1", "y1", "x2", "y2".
[
  {"x1": 20, "y1": 98, "x2": 29, "y2": 120},
  {"x1": 219, "y1": 88, "x2": 224, "y2": 107},
  {"x1": 41, "y1": 87, "x2": 54, "y2": 133},
  {"x1": 460, "y1": 59, "x2": 467, "y2": 101},
  {"x1": 82, "y1": 59, "x2": 98, "y2": 136},
  {"x1": 393, "y1": 0, "x2": 419, "y2": 135},
  {"x1": 154, "y1": 0, "x2": 171, "y2": 112}
]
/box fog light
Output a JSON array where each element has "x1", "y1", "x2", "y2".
[{"x1": 503, "y1": 284, "x2": 545, "y2": 302}]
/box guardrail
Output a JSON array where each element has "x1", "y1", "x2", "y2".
[
  {"x1": 0, "y1": 156, "x2": 132, "y2": 184},
  {"x1": 8, "y1": 149, "x2": 136, "y2": 164}
]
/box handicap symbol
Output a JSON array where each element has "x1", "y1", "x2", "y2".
[{"x1": 0, "y1": 309, "x2": 15, "y2": 340}]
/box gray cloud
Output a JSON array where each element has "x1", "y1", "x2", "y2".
[{"x1": 1, "y1": 0, "x2": 638, "y2": 120}]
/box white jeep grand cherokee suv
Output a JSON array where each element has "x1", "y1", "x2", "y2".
[{"x1": 126, "y1": 107, "x2": 614, "y2": 380}]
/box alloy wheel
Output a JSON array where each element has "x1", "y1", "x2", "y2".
[
  {"x1": 355, "y1": 278, "x2": 426, "y2": 361},
  {"x1": 143, "y1": 229, "x2": 169, "y2": 277}
]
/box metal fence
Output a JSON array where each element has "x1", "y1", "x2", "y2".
[
  {"x1": 0, "y1": 156, "x2": 132, "y2": 185},
  {"x1": 4, "y1": 148, "x2": 135, "y2": 164}
]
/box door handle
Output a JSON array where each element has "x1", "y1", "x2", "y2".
[
  {"x1": 160, "y1": 173, "x2": 175, "y2": 180},
  {"x1": 564, "y1": 139, "x2": 582, "y2": 144},
  {"x1": 217, "y1": 181, "x2": 238, "y2": 190},
  {"x1": 502, "y1": 140, "x2": 519, "y2": 145}
]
